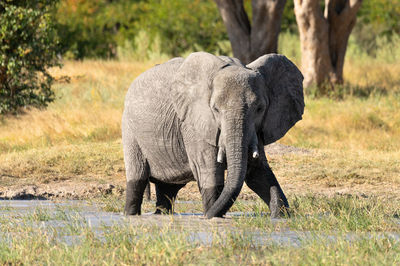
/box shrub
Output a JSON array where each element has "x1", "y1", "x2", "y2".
[
  {"x1": 132, "y1": 0, "x2": 228, "y2": 57},
  {"x1": 54, "y1": 0, "x2": 119, "y2": 59},
  {"x1": 54, "y1": 0, "x2": 229, "y2": 59},
  {"x1": 0, "y1": 0, "x2": 61, "y2": 114}
]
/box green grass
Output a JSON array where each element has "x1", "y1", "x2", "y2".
[
  {"x1": 233, "y1": 196, "x2": 400, "y2": 233},
  {"x1": 0, "y1": 202, "x2": 399, "y2": 265},
  {"x1": 1, "y1": 234, "x2": 398, "y2": 265},
  {"x1": 95, "y1": 194, "x2": 400, "y2": 233}
]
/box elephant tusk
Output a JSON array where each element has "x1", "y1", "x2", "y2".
[
  {"x1": 250, "y1": 131, "x2": 259, "y2": 159},
  {"x1": 217, "y1": 146, "x2": 225, "y2": 163},
  {"x1": 252, "y1": 150, "x2": 259, "y2": 159}
]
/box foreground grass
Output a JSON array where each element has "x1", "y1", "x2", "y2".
[
  {"x1": 1, "y1": 228, "x2": 398, "y2": 265},
  {"x1": 0, "y1": 198, "x2": 399, "y2": 265},
  {"x1": 233, "y1": 195, "x2": 400, "y2": 233},
  {"x1": 96, "y1": 194, "x2": 400, "y2": 233}
]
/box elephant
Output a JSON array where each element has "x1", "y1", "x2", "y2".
[{"x1": 122, "y1": 52, "x2": 304, "y2": 218}]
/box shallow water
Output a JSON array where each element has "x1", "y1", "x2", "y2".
[{"x1": 1, "y1": 200, "x2": 399, "y2": 247}]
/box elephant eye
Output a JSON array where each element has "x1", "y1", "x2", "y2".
[
  {"x1": 256, "y1": 106, "x2": 263, "y2": 114},
  {"x1": 213, "y1": 106, "x2": 219, "y2": 113}
]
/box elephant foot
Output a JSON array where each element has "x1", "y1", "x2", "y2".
[
  {"x1": 269, "y1": 186, "x2": 290, "y2": 218},
  {"x1": 270, "y1": 204, "x2": 290, "y2": 218},
  {"x1": 154, "y1": 207, "x2": 174, "y2": 215},
  {"x1": 124, "y1": 204, "x2": 141, "y2": 216},
  {"x1": 124, "y1": 179, "x2": 149, "y2": 216}
]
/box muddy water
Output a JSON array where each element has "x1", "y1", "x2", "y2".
[{"x1": 0, "y1": 200, "x2": 399, "y2": 246}]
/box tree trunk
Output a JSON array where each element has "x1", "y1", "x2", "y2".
[
  {"x1": 294, "y1": 0, "x2": 362, "y2": 91},
  {"x1": 214, "y1": 0, "x2": 287, "y2": 64}
]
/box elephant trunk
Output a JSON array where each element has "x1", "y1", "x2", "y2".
[{"x1": 206, "y1": 113, "x2": 249, "y2": 218}]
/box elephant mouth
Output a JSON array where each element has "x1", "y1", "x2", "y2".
[{"x1": 216, "y1": 128, "x2": 260, "y2": 164}]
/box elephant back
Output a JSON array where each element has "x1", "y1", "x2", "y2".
[{"x1": 124, "y1": 57, "x2": 185, "y2": 110}]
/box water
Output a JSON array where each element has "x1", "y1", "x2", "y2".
[{"x1": 1, "y1": 200, "x2": 399, "y2": 247}]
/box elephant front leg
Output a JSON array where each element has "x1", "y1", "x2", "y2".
[
  {"x1": 187, "y1": 152, "x2": 225, "y2": 215},
  {"x1": 195, "y1": 164, "x2": 225, "y2": 215},
  {"x1": 199, "y1": 184, "x2": 224, "y2": 214},
  {"x1": 245, "y1": 157, "x2": 289, "y2": 218},
  {"x1": 185, "y1": 141, "x2": 226, "y2": 216}
]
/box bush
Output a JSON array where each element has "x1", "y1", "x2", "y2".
[
  {"x1": 54, "y1": 0, "x2": 229, "y2": 59},
  {"x1": 132, "y1": 0, "x2": 228, "y2": 57},
  {"x1": 54, "y1": 0, "x2": 120, "y2": 59},
  {"x1": 0, "y1": 0, "x2": 61, "y2": 114},
  {"x1": 349, "y1": 0, "x2": 400, "y2": 56}
]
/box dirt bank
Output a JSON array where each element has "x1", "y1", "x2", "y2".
[{"x1": 1, "y1": 143, "x2": 398, "y2": 200}]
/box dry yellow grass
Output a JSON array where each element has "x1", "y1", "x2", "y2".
[
  {"x1": 0, "y1": 60, "x2": 160, "y2": 152},
  {"x1": 282, "y1": 94, "x2": 400, "y2": 151},
  {"x1": 344, "y1": 60, "x2": 400, "y2": 92}
]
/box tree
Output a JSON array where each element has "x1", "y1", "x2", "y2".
[
  {"x1": 294, "y1": 0, "x2": 363, "y2": 91},
  {"x1": 0, "y1": 0, "x2": 61, "y2": 114},
  {"x1": 214, "y1": 0, "x2": 287, "y2": 64}
]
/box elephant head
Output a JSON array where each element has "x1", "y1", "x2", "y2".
[{"x1": 171, "y1": 52, "x2": 304, "y2": 218}]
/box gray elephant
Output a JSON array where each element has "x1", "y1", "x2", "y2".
[{"x1": 122, "y1": 52, "x2": 304, "y2": 218}]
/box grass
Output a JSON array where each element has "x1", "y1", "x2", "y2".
[
  {"x1": 284, "y1": 95, "x2": 400, "y2": 151},
  {"x1": 0, "y1": 201, "x2": 399, "y2": 265},
  {"x1": 0, "y1": 60, "x2": 159, "y2": 152},
  {"x1": 234, "y1": 195, "x2": 400, "y2": 233},
  {"x1": 0, "y1": 140, "x2": 124, "y2": 185},
  {"x1": 2, "y1": 233, "x2": 397, "y2": 265},
  {"x1": 1, "y1": 35, "x2": 400, "y2": 264},
  {"x1": 95, "y1": 194, "x2": 400, "y2": 233}
]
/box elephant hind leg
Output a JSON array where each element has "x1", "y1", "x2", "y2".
[
  {"x1": 123, "y1": 138, "x2": 150, "y2": 216},
  {"x1": 154, "y1": 181, "x2": 186, "y2": 214}
]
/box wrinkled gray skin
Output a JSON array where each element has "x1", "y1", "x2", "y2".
[{"x1": 122, "y1": 52, "x2": 304, "y2": 218}]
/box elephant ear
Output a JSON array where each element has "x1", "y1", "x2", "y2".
[
  {"x1": 171, "y1": 52, "x2": 228, "y2": 146},
  {"x1": 247, "y1": 54, "x2": 304, "y2": 145}
]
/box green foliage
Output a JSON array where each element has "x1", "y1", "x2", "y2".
[
  {"x1": 116, "y1": 30, "x2": 169, "y2": 62},
  {"x1": 54, "y1": 0, "x2": 123, "y2": 59},
  {"x1": 352, "y1": 0, "x2": 400, "y2": 55},
  {"x1": 55, "y1": 0, "x2": 228, "y2": 59},
  {"x1": 131, "y1": 0, "x2": 228, "y2": 57},
  {"x1": 0, "y1": 0, "x2": 61, "y2": 114},
  {"x1": 281, "y1": 0, "x2": 297, "y2": 32},
  {"x1": 358, "y1": 0, "x2": 400, "y2": 35}
]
